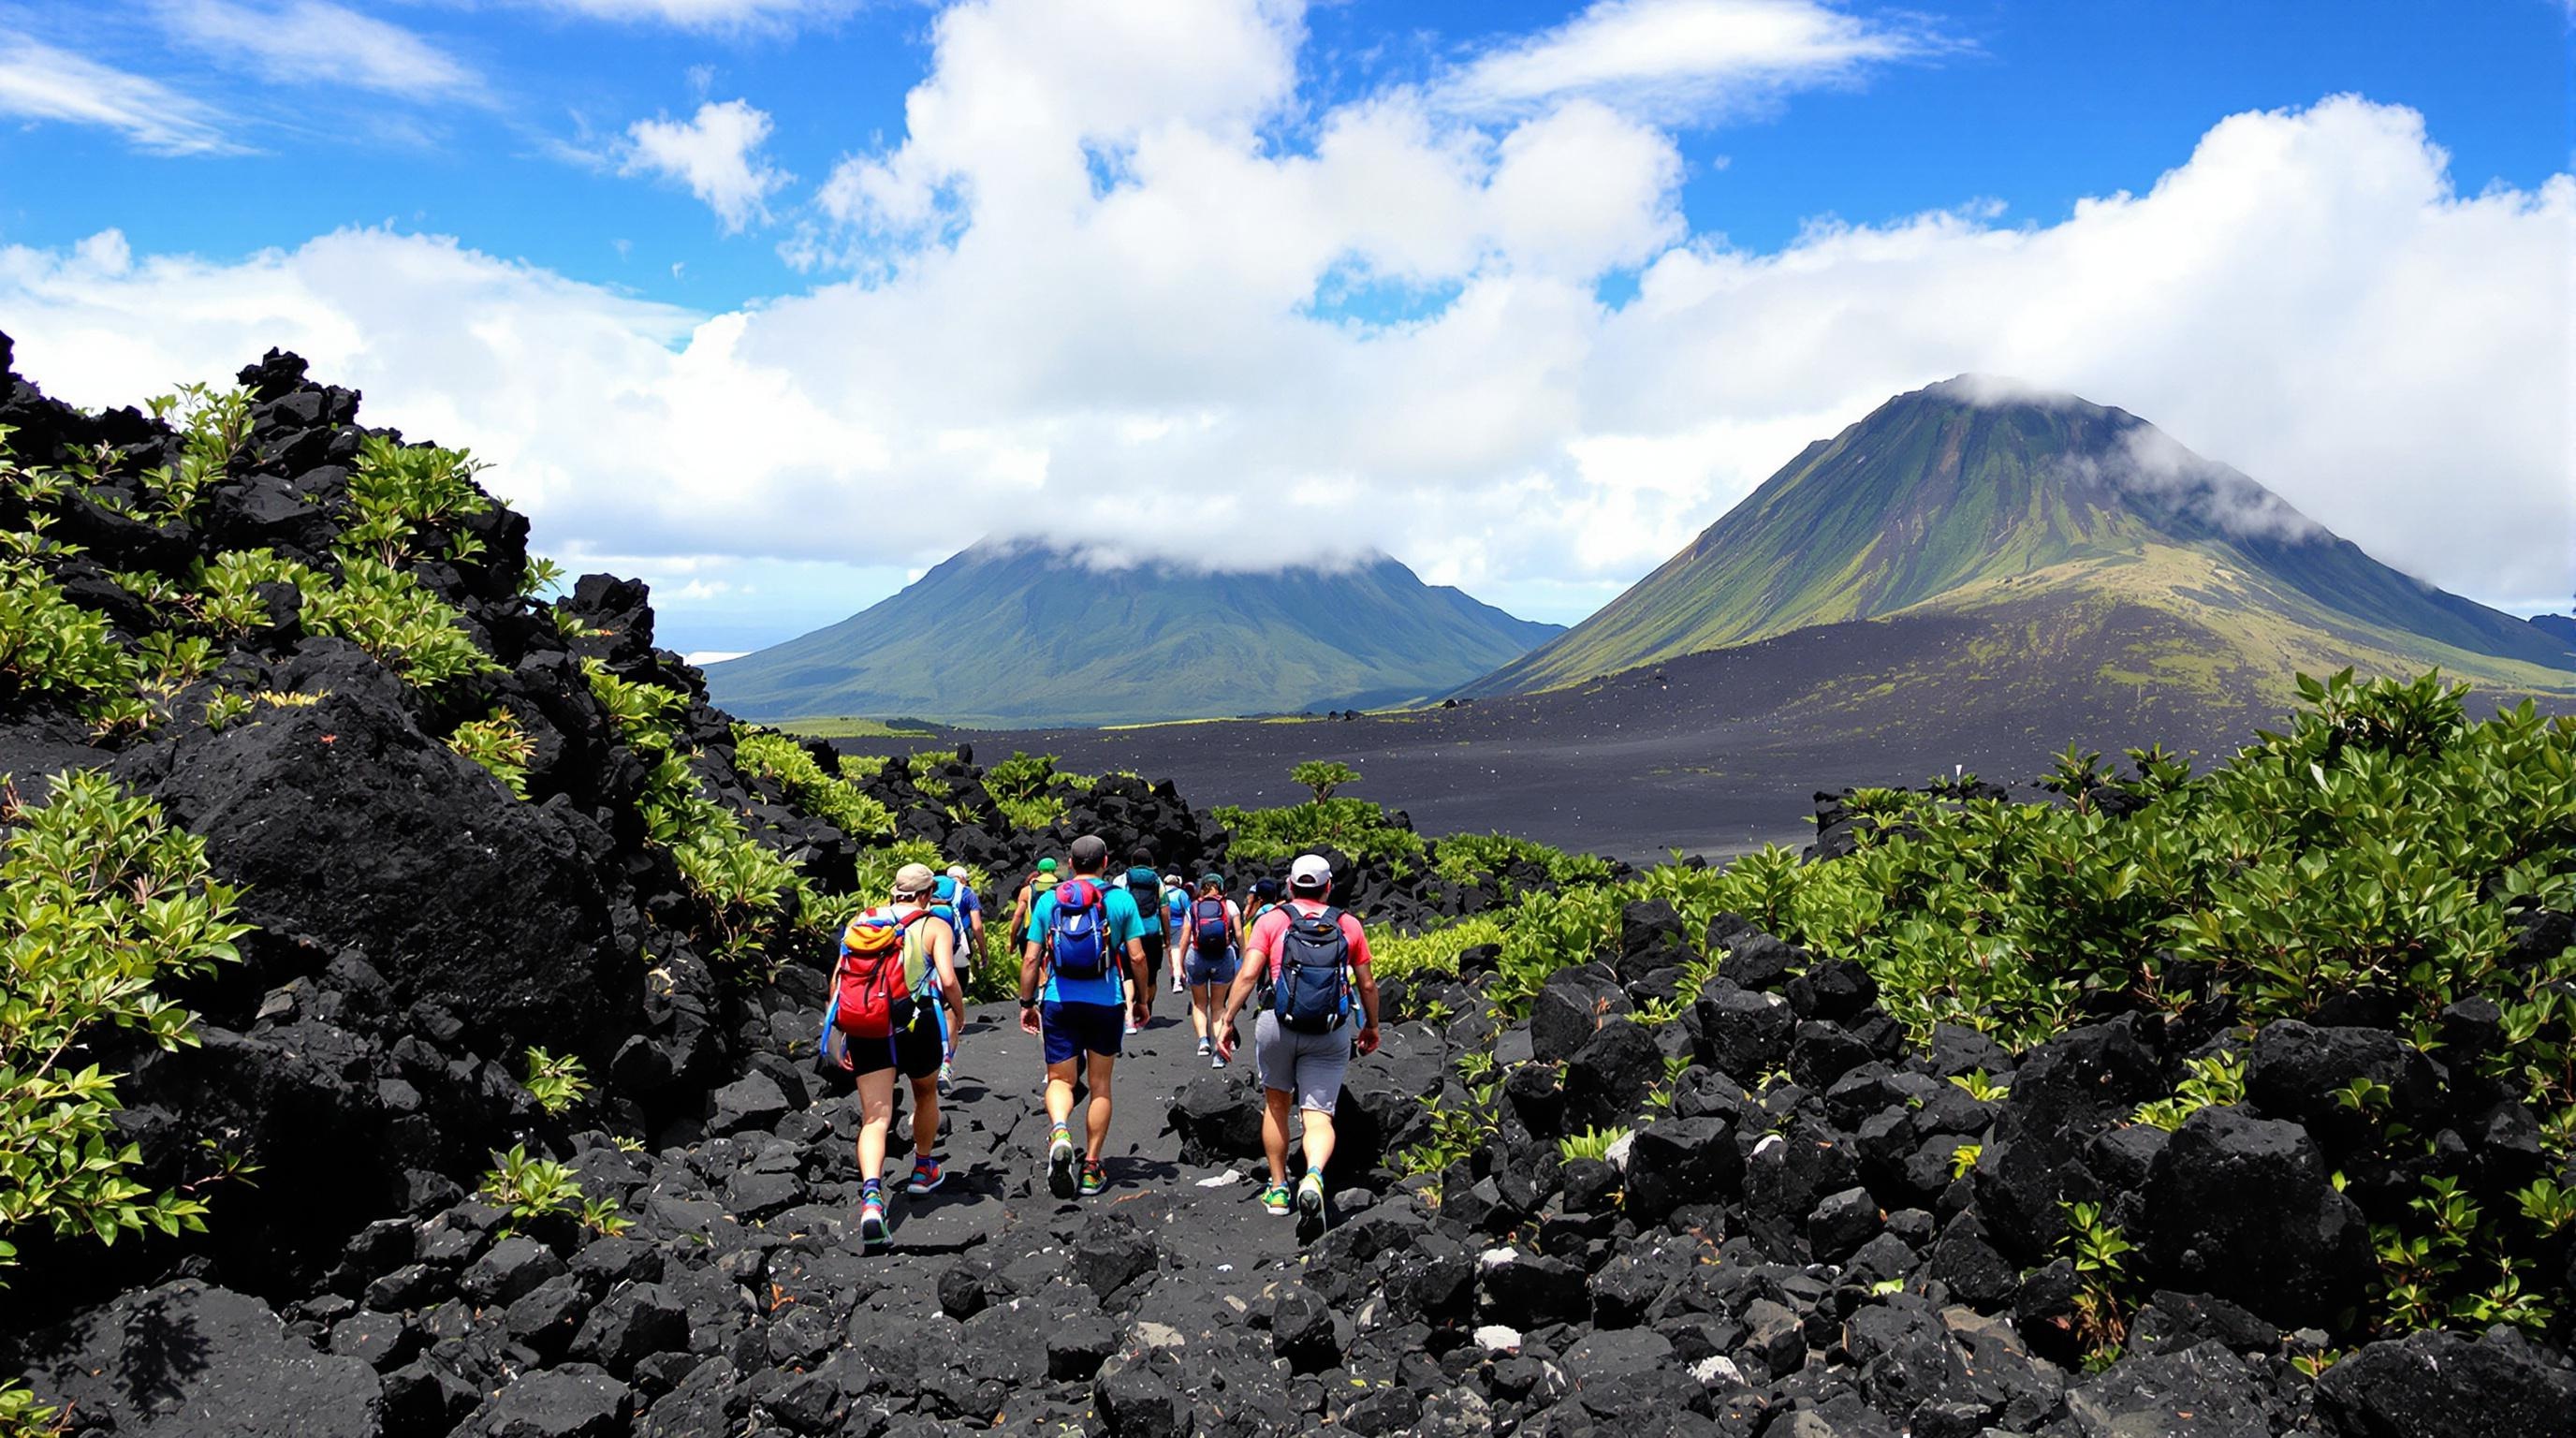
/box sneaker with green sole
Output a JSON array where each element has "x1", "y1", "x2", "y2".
[
  {"x1": 1294, "y1": 1171, "x2": 1327, "y2": 1242},
  {"x1": 1046, "y1": 1128, "x2": 1076, "y2": 1199},
  {"x1": 1258, "y1": 1182, "x2": 1292, "y2": 1215},
  {"x1": 1078, "y1": 1160, "x2": 1107, "y2": 1196}
]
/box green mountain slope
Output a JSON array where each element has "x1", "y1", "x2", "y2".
[
  {"x1": 704, "y1": 543, "x2": 1562, "y2": 726},
  {"x1": 1465, "y1": 377, "x2": 2575, "y2": 699}
]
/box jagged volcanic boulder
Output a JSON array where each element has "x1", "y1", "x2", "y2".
[
  {"x1": 2312, "y1": 1327, "x2": 2576, "y2": 1438},
  {"x1": 7, "y1": 1280, "x2": 383, "y2": 1435},
  {"x1": 123, "y1": 638, "x2": 636, "y2": 1057},
  {"x1": 2135, "y1": 1105, "x2": 2372, "y2": 1330}
]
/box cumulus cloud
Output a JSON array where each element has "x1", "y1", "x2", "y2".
[
  {"x1": 0, "y1": 1, "x2": 2567, "y2": 644},
  {"x1": 0, "y1": 32, "x2": 238, "y2": 154},
  {"x1": 1443, "y1": 0, "x2": 1952, "y2": 125},
  {"x1": 622, "y1": 99, "x2": 793, "y2": 232},
  {"x1": 153, "y1": 1, "x2": 482, "y2": 102}
]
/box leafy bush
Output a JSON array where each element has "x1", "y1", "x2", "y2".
[
  {"x1": 1559, "y1": 1124, "x2": 1631, "y2": 1163},
  {"x1": 985, "y1": 751, "x2": 1069, "y2": 831},
  {"x1": 1216, "y1": 798, "x2": 1427, "y2": 878},
  {"x1": 854, "y1": 838, "x2": 948, "y2": 902},
  {"x1": 733, "y1": 726, "x2": 895, "y2": 841},
  {"x1": 0, "y1": 564, "x2": 142, "y2": 715},
  {"x1": 0, "y1": 770, "x2": 251, "y2": 1280},
  {"x1": 477, "y1": 1145, "x2": 627, "y2": 1238},
  {"x1": 1432, "y1": 830, "x2": 1616, "y2": 891},
  {"x1": 448, "y1": 710, "x2": 535, "y2": 799},
  {"x1": 2131, "y1": 1051, "x2": 2246, "y2": 1132},
  {"x1": 302, "y1": 556, "x2": 499, "y2": 689},
  {"x1": 521, "y1": 1049, "x2": 589, "y2": 1116},
  {"x1": 339, "y1": 436, "x2": 491, "y2": 566},
  {"x1": 586, "y1": 662, "x2": 809, "y2": 972}
]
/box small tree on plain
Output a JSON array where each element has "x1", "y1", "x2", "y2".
[{"x1": 1291, "y1": 760, "x2": 1360, "y2": 804}]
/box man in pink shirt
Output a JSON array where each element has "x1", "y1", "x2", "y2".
[{"x1": 1214, "y1": 853, "x2": 1383, "y2": 1242}]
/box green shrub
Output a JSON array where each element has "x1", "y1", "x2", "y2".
[
  {"x1": 585, "y1": 662, "x2": 812, "y2": 972},
  {"x1": 733, "y1": 726, "x2": 895, "y2": 840},
  {"x1": 2131, "y1": 1051, "x2": 2246, "y2": 1132},
  {"x1": 1432, "y1": 830, "x2": 1616, "y2": 890},
  {"x1": 302, "y1": 556, "x2": 499, "y2": 689},
  {"x1": 986, "y1": 751, "x2": 1069, "y2": 831},
  {"x1": 476, "y1": 1144, "x2": 627, "y2": 1238},
  {"x1": 521, "y1": 1049, "x2": 589, "y2": 1116},
  {"x1": 0, "y1": 770, "x2": 251, "y2": 1280},
  {"x1": 1559, "y1": 1124, "x2": 1631, "y2": 1163},
  {"x1": 0, "y1": 564, "x2": 142, "y2": 713},
  {"x1": 448, "y1": 710, "x2": 535, "y2": 799},
  {"x1": 1215, "y1": 797, "x2": 1427, "y2": 879},
  {"x1": 137, "y1": 383, "x2": 252, "y2": 524},
  {"x1": 339, "y1": 436, "x2": 491, "y2": 566}
]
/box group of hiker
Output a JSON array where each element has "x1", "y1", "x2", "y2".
[{"x1": 818, "y1": 832, "x2": 1383, "y2": 1252}]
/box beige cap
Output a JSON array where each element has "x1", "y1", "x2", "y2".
[{"x1": 892, "y1": 862, "x2": 938, "y2": 898}]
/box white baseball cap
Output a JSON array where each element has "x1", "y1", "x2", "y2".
[
  {"x1": 1289, "y1": 854, "x2": 1332, "y2": 889},
  {"x1": 947, "y1": 865, "x2": 969, "y2": 880}
]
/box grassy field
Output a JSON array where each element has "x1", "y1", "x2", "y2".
[{"x1": 772, "y1": 716, "x2": 936, "y2": 740}]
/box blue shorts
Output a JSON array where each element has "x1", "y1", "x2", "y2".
[
  {"x1": 1183, "y1": 946, "x2": 1239, "y2": 988},
  {"x1": 1040, "y1": 1000, "x2": 1125, "y2": 1065}
]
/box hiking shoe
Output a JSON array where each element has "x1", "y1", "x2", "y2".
[
  {"x1": 857, "y1": 1188, "x2": 887, "y2": 1251},
  {"x1": 1259, "y1": 1182, "x2": 1292, "y2": 1215},
  {"x1": 908, "y1": 1155, "x2": 944, "y2": 1193},
  {"x1": 1295, "y1": 1172, "x2": 1327, "y2": 1243},
  {"x1": 938, "y1": 1059, "x2": 954, "y2": 1092},
  {"x1": 1195, "y1": 1038, "x2": 1212, "y2": 1057},
  {"x1": 1210, "y1": 1051, "x2": 1225, "y2": 1069},
  {"x1": 1046, "y1": 1128, "x2": 1077, "y2": 1199},
  {"x1": 1078, "y1": 1160, "x2": 1107, "y2": 1196}
]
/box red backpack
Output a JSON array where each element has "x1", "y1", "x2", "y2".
[{"x1": 830, "y1": 908, "x2": 931, "y2": 1041}]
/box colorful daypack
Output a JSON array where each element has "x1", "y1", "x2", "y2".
[
  {"x1": 1192, "y1": 895, "x2": 1232, "y2": 956},
  {"x1": 1272, "y1": 904, "x2": 1352, "y2": 1034},
  {"x1": 1046, "y1": 878, "x2": 1112, "y2": 980},
  {"x1": 827, "y1": 908, "x2": 932, "y2": 1048}
]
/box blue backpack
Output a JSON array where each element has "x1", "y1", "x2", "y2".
[
  {"x1": 1046, "y1": 878, "x2": 1113, "y2": 980},
  {"x1": 1271, "y1": 904, "x2": 1352, "y2": 1034}
]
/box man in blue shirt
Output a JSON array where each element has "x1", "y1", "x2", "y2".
[{"x1": 1017, "y1": 834, "x2": 1150, "y2": 1197}]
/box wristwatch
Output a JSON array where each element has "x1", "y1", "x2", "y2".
[{"x1": 1019, "y1": 997, "x2": 1038, "y2": 1009}]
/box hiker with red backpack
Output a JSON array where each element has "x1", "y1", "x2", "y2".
[
  {"x1": 819, "y1": 862, "x2": 965, "y2": 1252},
  {"x1": 1214, "y1": 853, "x2": 1381, "y2": 1242},
  {"x1": 1017, "y1": 834, "x2": 1151, "y2": 1198},
  {"x1": 1180, "y1": 873, "x2": 1243, "y2": 1065}
]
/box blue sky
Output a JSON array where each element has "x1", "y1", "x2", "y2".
[{"x1": 1, "y1": 1, "x2": 2569, "y2": 654}]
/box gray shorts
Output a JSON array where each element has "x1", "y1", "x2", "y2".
[{"x1": 1253, "y1": 1009, "x2": 1352, "y2": 1114}]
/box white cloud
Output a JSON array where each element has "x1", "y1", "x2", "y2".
[
  {"x1": 1444, "y1": 0, "x2": 1951, "y2": 125},
  {"x1": 152, "y1": 1, "x2": 481, "y2": 101},
  {"x1": 0, "y1": 32, "x2": 237, "y2": 154},
  {"x1": 0, "y1": 2, "x2": 2567, "y2": 649},
  {"x1": 622, "y1": 99, "x2": 792, "y2": 232}
]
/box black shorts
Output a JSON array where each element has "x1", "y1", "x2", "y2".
[
  {"x1": 1139, "y1": 933, "x2": 1165, "y2": 982},
  {"x1": 846, "y1": 1021, "x2": 943, "y2": 1080}
]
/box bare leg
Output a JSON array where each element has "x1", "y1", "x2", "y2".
[
  {"x1": 1046, "y1": 1058, "x2": 1079, "y2": 1132},
  {"x1": 1189, "y1": 983, "x2": 1215, "y2": 1042},
  {"x1": 1261, "y1": 1088, "x2": 1295, "y2": 1185},
  {"x1": 1085, "y1": 1051, "x2": 1117, "y2": 1161},
  {"x1": 855, "y1": 1069, "x2": 896, "y2": 1182},
  {"x1": 1300, "y1": 1107, "x2": 1337, "y2": 1179},
  {"x1": 910, "y1": 1074, "x2": 941, "y2": 1159}
]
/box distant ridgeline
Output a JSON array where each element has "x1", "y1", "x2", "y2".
[
  {"x1": 704, "y1": 541, "x2": 1562, "y2": 728},
  {"x1": 1460, "y1": 378, "x2": 2576, "y2": 720}
]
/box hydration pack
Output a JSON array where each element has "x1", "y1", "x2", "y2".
[
  {"x1": 1192, "y1": 895, "x2": 1232, "y2": 956},
  {"x1": 1046, "y1": 878, "x2": 1113, "y2": 980},
  {"x1": 1125, "y1": 867, "x2": 1163, "y2": 929},
  {"x1": 827, "y1": 908, "x2": 931, "y2": 1045},
  {"x1": 1271, "y1": 904, "x2": 1352, "y2": 1034}
]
